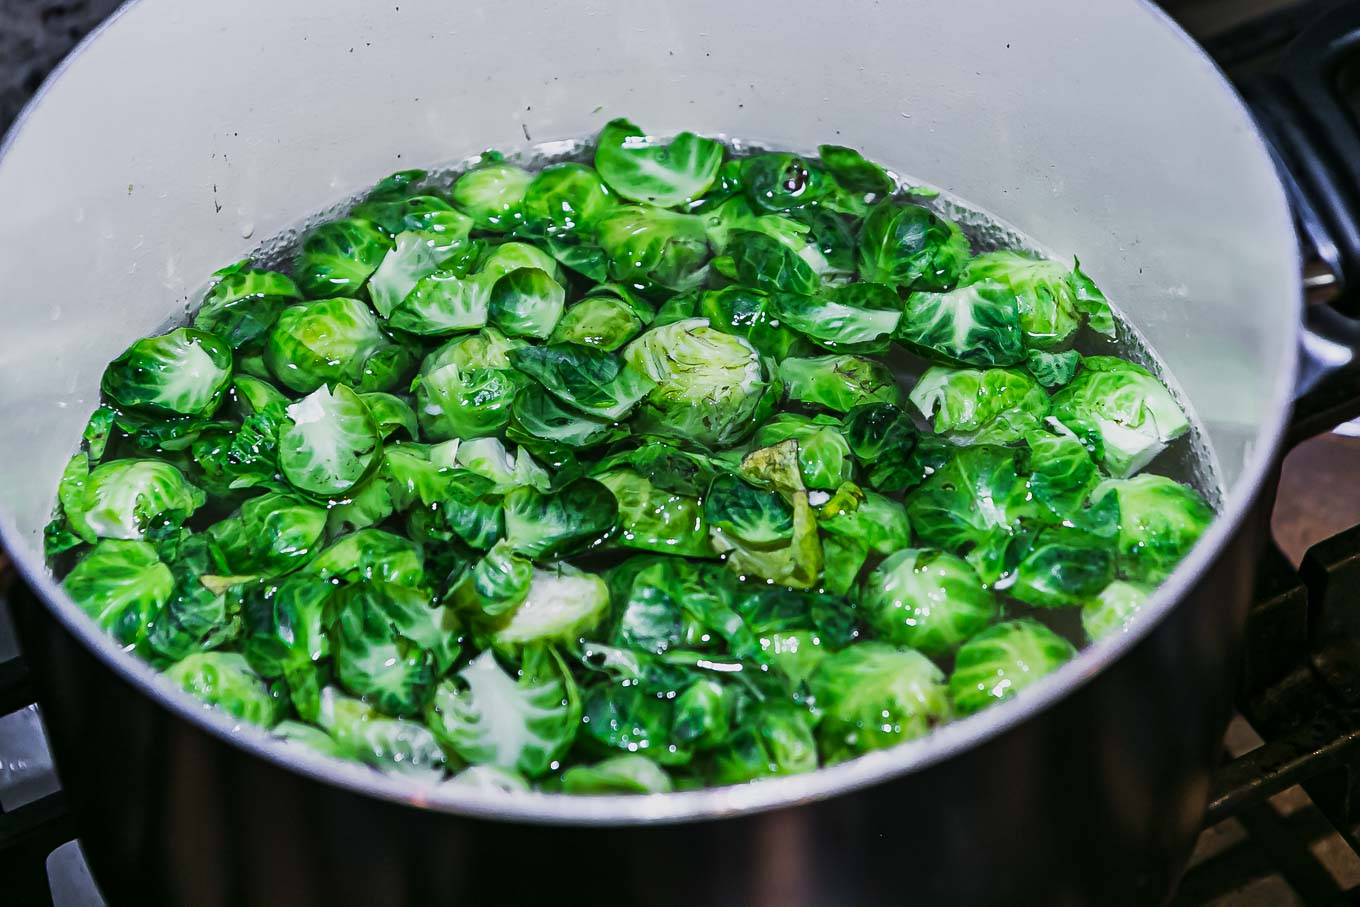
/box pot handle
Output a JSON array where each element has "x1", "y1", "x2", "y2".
[{"x1": 1238, "y1": 3, "x2": 1360, "y2": 443}]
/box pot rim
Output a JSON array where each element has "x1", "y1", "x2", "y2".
[{"x1": 0, "y1": 0, "x2": 1302, "y2": 826}]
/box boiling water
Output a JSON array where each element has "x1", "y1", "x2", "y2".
[{"x1": 154, "y1": 136, "x2": 1219, "y2": 658}]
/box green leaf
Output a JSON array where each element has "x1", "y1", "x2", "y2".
[
  {"x1": 894, "y1": 281, "x2": 1025, "y2": 368},
  {"x1": 277, "y1": 384, "x2": 382, "y2": 497}
]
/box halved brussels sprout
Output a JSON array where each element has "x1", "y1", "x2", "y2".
[
  {"x1": 1008, "y1": 527, "x2": 1116, "y2": 608},
  {"x1": 1049, "y1": 356, "x2": 1190, "y2": 478},
  {"x1": 414, "y1": 328, "x2": 529, "y2": 440},
  {"x1": 62, "y1": 539, "x2": 173, "y2": 648},
  {"x1": 1092, "y1": 474, "x2": 1213, "y2": 583},
  {"x1": 489, "y1": 563, "x2": 610, "y2": 649},
  {"x1": 962, "y1": 250, "x2": 1114, "y2": 345},
  {"x1": 293, "y1": 217, "x2": 392, "y2": 298},
  {"x1": 593, "y1": 118, "x2": 723, "y2": 208},
  {"x1": 193, "y1": 263, "x2": 300, "y2": 348},
  {"x1": 779, "y1": 354, "x2": 901, "y2": 413},
  {"x1": 857, "y1": 201, "x2": 969, "y2": 291},
  {"x1": 597, "y1": 206, "x2": 712, "y2": 293},
  {"x1": 949, "y1": 619, "x2": 1077, "y2": 716},
  {"x1": 102, "y1": 328, "x2": 234, "y2": 417},
  {"x1": 726, "y1": 229, "x2": 821, "y2": 295},
  {"x1": 894, "y1": 281, "x2": 1024, "y2": 368},
  {"x1": 64, "y1": 457, "x2": 204, "y2": 542},
  {"x1": 503, "y1": 478, "x2": 618, "y2": 557},
  {"x1": 510, "y1": 343, "x2": 654, "y2": 422},
  {"x1": 305, "y1": 528, "x2": 426, "y2": 589},
  {"x1": 1082, "y1": 580, "x2": 1154, "y2": 642},
  {"x1": 550, "y1": 294, "x2": 645, "y2": 352},
  {"x1": 522, "y1": 162, "x2": 616, "y2": 235},
  {"x1": 840, "y1": 403, "x2": 920, "y2": 493},
  {"x1": 165, "y1": 652, "x2": 282, "y2": 726},
  {"x1": 770, "y1": 287, "x2": 901, "y2": 352},
  {"x1": 487, "y1": 267, "x2": 566, "y2": 339},
  {"x1": 450, "y1": 161, "x2": 533, "y2": 231},
  {"x1": 387, "y1": 269, "x2": 490, "y2": 336},
  {"x1": 277, "y1": 384, "x2": 382, "y2": 497},
  {"x1": 265, "y1": 297, "x2": 410, "y2": 394},
  {"x1": 624, "y1": 318, "x2": 771, "y2": 447},
  {"x1": 810, "y1": 643, "x2": 951, "y2": 762},
  {"x1": 699, "y1": 285, "x2": 807, "y2": 360},
  {"x1": 561, "y1": 754, "x2": 674, "y2": 794},
  {"x1": 909, "y1": 366, "x2": 1049, "y2": 445},
  {"x1": 594, "y1": 468, "x2": 714, "y2": 558},
  {"x1": 861, "y1": 548, "x2": 996, "y2": 656}
]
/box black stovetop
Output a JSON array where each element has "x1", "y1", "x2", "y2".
[{"x1": 3, "y1": 2, "x2": 1360, "y2": 905}]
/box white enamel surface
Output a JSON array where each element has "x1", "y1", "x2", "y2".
[{"x1": 0, "y1": 0, "x2": 1298, "y2": 822}]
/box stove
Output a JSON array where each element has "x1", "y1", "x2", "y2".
[{"x1": 2, "y1": 1, "x2": 1360, "y2": 905}]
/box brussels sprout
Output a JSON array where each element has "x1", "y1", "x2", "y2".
[
  {"x1": 736, "y1": 585, "x2": 857, "y2": 676},
  {"x1": 597, "y1": 206, "x2": 711, "y2": 292},
  {"x1": 561, "y1": 754, "x2": 674, "y2": 794},
  {"x1": 809, "y1": 643, "x2": 951, "y2": 762},
  {"x1": 542, "y1": 235, "x2": 611, "y2": 282},
  {"x1": 62, "y1": 539, "x2": 173, "y2": 647},
  {"x1": 1092, "y1": 474, "x2": 1213, "y2": 583},
  {"x1": 522, "y1": 162, "x2": 616, "y2": 235},
  {"x1": 405, "y1": 469, "x2": 505, "y2": 552},
  {"x1": 503, "y1": 478, "x2": 618, "y2": 558},
  {"x1": 144, "y1": 533, "x2": 241, "y2": 662},
  {"x1": 487, "y1": 267, "x2": 566, "y2": 339},
  {"x1": 508, "y1": 385, "x2": 629, "y2": 450},
  {"x1": 165, "y1": 652, "x2": 282, "y2": 726},
  {"x1": 452, "y1": 437, "x2": 550, "y2": 493},
  {"x1": 476, "y1": 241, "x2": 562, "y2": 284},
  {"x1": 818, "y1": 144, "x2": 894, "y2": 196},
  {"x1": 949, "y1": 619, "x2": 1077, "y2": 716},
  {"x1": 698, "y1": 285, "x2": 807, "y2": 359},
  {"x1": 317, "y1": 686, "x2": 448, "y2": 780},
  {"x1": 858, "y1": 201, "x2": 969, "y2": 290},
  {"x1": 387, "y1": 269, "x2": 490, "y2": 336},
  {"x1": 414, "y1": 328, "x2": 529, "y2": 440},
  {"x1": 753, "y1": 413, "x2": 854, "y2": 490},
  {"x1": 741, "y1": 152, "x2": 829, "y2": 212},
  {"x1": 711, "y1": 700, "x2": 819, "y2": 784},
  {"x1": 908, "y1": 366, "x2": 1049, "y2": 445},
  {"x1": 265, "y1": 297, "x2": 410, "y2": 394},
  {"x1": 1082, "y1": 580, "x2": 1154, "y2": 642},
  {"x1": 61, "y1": 457, "x2": 203, "y2": 544},
  {"x1": 293, "y1": 217, "x2": 392, "y2": 298},
  {"x1": 840, "y1": 403, "x2": 920, "y2": 493},
  {"x1": 306, "y1": 528, "x2": 426, "y2": 589},
  {"x1": 770, "y1": 289, "x2": 901, "y2": 353},
  {"x1": 606, "y1": 555, "x2": 742, "y2": 655},
  {"x1": 193, "y1": 264, "x2": 300, "y2": 348},
  {"x1": 369, "y1": 228, "x2": 476, "y2": 318},
  {"x1": 726, "y1": 229, "x2": 821, "y2": 295},
  {"x1": 208, "y1": 491, "x2": 327, "y2": 574},
  {"x1": 906, "y1": 445, "x2": 1041, "y2": 583},
  {"x1": 593, "y1": 118, "x2": 723, "y2": 208},
  {"x1": 450, "y1": 161, "x2": 533, "y2": 231},
  {"x1": 444, "y1": 765, "x2": 533, "y2": 793},
  {"x1": 1049, "y1": 357, "x2": 1190, "y2": 478},
  {"x1": 550, "y1": 295, "x2": 645, "y2": 351},
  {"x1": 353, "y1": 173, "x2": 476, "y2": 240},
  {"x1": 594, "y1": 469, "x2": 714, "y2": 558},
  {"x1": 489, "y1": 563, "x2": 610, "y2": 649},
  {"x1": 102, "y1": 328, "x2": 234, "y2": 417},
  {"x1": 1008, "y1": 527, "x2": 1115, "y2": 608},
  {"x1": 860, "y1": 549, "x2": 995, "y2": 656},
  {"x1": 272, "y1": 721, "x2": 345, "y2": 759},
  {"x1": 706, "y1": 441, "x2": 823, "y2": 590},
  {"x1": 1025, "y1": 349, "x2": 1082, "y2": 389},
  {"x1": 962, "y1": 250, "x2": 1114, "y2": 344},
  {"x1": 510, "y1": 343, "x2": 655, "y2": 422},
  {"x1": 894, "y1": 281, "x2": 1025, "y2": 368},
  {"x1": 241, "y1": 573, "x2": 332, "y2": 719},
  {"x1": 331, "y1": 580, "x2": 457, "y2": 717},
  {"x1": 427, "y1": 649, "x2": 578, "y2": 777},
  {"x1": 669, "y1": 677, "x2": 734, "y2": 751},
  {"x1": 450, "y1": 539, "x2": 534, "y2": 617},
  {"x1": 623, "y1": 318, "x2": 771, "y2": 447},
  {"x1": 817, "y1": 485, "x2": 912, "y2": 556},
  {"x1": 1025, "y1": 430, "x2": 1117, "y2": 535},
  {"x1": 358, "y1": 392, "x2": 418, "y2": 440},
  {"x1": 701, "y1": 196, "x2": 815, "y2": 259},
  {"x1": 779, "y1": 354, "x2": 901, "y2": 413},
  {"x1": 276, "y1": 384, "x2": 382, "y2": 497}
]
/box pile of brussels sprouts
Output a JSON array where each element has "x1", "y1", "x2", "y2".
[{"x1": 46, "y1": 119, "x2": 1213, "y2": 794}]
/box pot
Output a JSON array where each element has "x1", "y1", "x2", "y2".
[{"x1": 0, "y1": 0, "x2": 1322, "y2": 903}]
